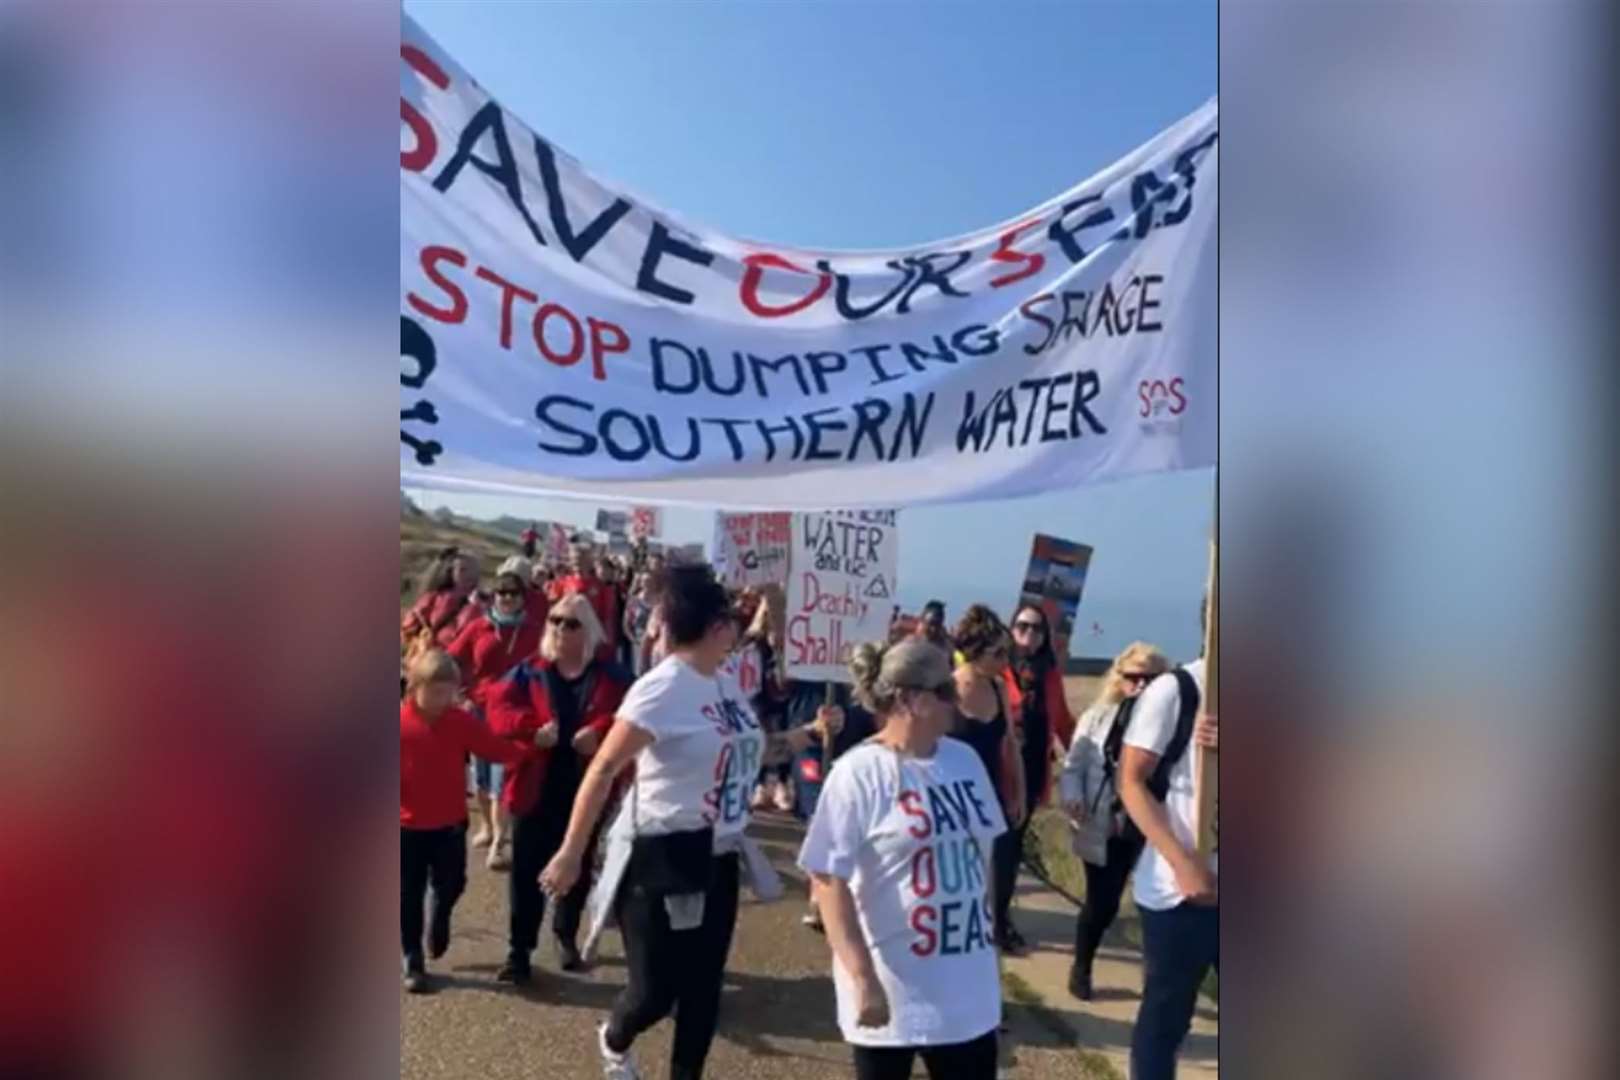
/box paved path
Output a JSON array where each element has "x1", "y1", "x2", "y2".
[
  {"x1": 998, "y1": 874, "x2": 1219, "y2": 1079},
  {"x1": 402, "y1": 810, "x2": 1181, "y2": 1079}
]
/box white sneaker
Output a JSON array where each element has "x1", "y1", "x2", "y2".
[
  {"x1": 470, "y1": 826, "x2": 493, "y2": 848},
  {"x1": 749, "y1": 784, "x2": 771, "y2": 811},
  {"x1": 771, "y1": 780, "x2": 794, "y2": 813},
  {"x1": 597, "y1": 1022, "x2": 642, "y2": 1080},
  {"x1": 486, "y1": 842, "x2": 510, "y2": 872}
]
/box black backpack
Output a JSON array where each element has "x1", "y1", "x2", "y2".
[{"x1": 1101, "y1": 667, "x2": 1200, "y2": 846}]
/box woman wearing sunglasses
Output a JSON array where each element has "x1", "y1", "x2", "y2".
[
  {"x1": 798, "y1": 638, "x2": 1006, "y2": 1079},
  {"x1": 484, "y1": 592, "x2": 629, "y2": 984},
  {"x1": 1057, "y1": 641, "x2": 1170, "y2": 999},
  {"x1": 446, "y1": 568, "x2": 544, "y2": 868},
  {"x1": 951, "y1": 605, "x2": 1028, "y2": 956},
  {"x1": 1000, "y1": 604, "x2": 1079, "y2": 941}
]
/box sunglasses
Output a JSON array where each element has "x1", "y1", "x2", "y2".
[
  {"x1": 495, "y1": 588, "x2": 524, "y2": 599},
  {"x1": 548, "y1": 616, "x2": 583, "y2": 631},
  {"x1": 1013, "y1": 620, "x2": 1045, "y2": 633},
  {"x1": 1120, "y1": 671, "x2": 1156, "y2": 685}
]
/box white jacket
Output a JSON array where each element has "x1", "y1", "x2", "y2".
[{"x1": 1057, "y1": 701, "x2": 1131, "y2": 866}]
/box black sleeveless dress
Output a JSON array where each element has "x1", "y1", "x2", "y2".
[{"x1": 955, "y1": 680, "x2": 1009, "y2": 803}]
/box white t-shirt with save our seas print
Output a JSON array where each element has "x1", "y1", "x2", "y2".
[
  {"x1": 798, "y1": 737, "x2": 1006, "y2": 1048},
  {"x1": 611, "y1": 654, "x2": 764, "y2": 841}
]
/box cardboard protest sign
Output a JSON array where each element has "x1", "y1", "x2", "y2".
[
  {"x1": 786, "y1": 510, "x2": 898, "y2": 681},
  {"x1": 629, "y1": 506, "x2": 661, "y2": 540},
  {"x1": 711, "y1": 511, "x2": 792, "y2": 589},
  {"x1": 546, "y1": 523, "x2": 570, "y2": 562},
  {"x1": 400, "y1": 17, "x2": 1216, "y2": 509},
  {"x1": 1018, "y1": 534, "x2": 1094, "y2": 659}
]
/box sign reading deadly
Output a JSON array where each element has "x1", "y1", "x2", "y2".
[
  {"x1": 712, "y1": 512, "x2": 792, "y2": 589},
  {"x1": 786, "y1": 510, "x2": 899, "y2": 681},
  {"x1": 400, "y1": 17, "x2": 1216, "y2": 509}
]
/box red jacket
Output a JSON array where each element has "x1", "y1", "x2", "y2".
[
  {"x1": 446, "y1": 611, "x2": 543, "y2": 712},
  {"x1": 547, "y1": 574, "x2": 620, "y2": 662},
  {"x1": 484, "y1": 658, "x2": 628, "y2": 816},
  {"x1": 1004, "y1": 663, "x2": 1077, "y2": 806},
  {"x1": 400, "y1": 701, "x2": 531, "y2": 830},
  {"x1": 401, "y1": 588, "x2": 482, "y2": 649}
]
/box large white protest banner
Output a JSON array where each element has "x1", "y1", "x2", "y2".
[
  {"x1": 785, "y1": 511, "x2": 898, "y2": 681},
  {"x1": 712, "y1": 512, "x2": 793, "y2": 589},
  {"x1": 401, "y1": 18, "x2": 1215, "y2": 510}
]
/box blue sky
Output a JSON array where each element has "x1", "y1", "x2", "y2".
[{"x1": 402, "y1": 0, "x2": 1215, "y2": 660}]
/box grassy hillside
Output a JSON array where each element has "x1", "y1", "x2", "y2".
[{"x1": 400, "y1": 508, "x2": 526, "y2": 610}]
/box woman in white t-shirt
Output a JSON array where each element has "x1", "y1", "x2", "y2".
[
  {"x1": 798, "y1": 639, "x2": 1007, "y2": 1080},
  {"x1": 540, "y1": 564, "x2": 832, "y2": 1080}
]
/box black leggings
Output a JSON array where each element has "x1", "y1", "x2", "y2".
[
  {"x1": 992, "y1": 815, "x2": 1027, "y2": 936},
  {"x1": 1074, "y1": 833, "x2": 1145, "y2": 973},
  {"x1": 400, "y1": 825, "x2": 466, "y2": 965},
  {"x1": 852, "y1": 1029, "x2": 999, "y2": 1080},
  {"x1": 606, "y1": 853, "x2": 741, "y2": 1080},
  {"x1": 508, "y1": 803, "x2": 597, "y2": 958}
]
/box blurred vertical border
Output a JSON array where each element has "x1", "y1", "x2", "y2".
[
  {"x1": 0, "y1": 2, "x2": 399, "y2": 1076},
  {"x1": 1219, "y1": 1, "x2": 1615, "y2": 1078}
]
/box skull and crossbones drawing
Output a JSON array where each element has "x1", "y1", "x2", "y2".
[{"x1": 400, "y1": 315, "x2": 443, "y2": 465}]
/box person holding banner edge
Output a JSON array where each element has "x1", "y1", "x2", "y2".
[{"x1": 1118, "y1": 600, "x2": 1218, "y2": 1080}]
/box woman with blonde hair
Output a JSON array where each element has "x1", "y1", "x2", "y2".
[
  {"x1": 484, "y1": 591, "x2": 630, "y2": 983},
  {"x1": 798, "y1": 638, "x2": 1005, "y2": 1078},
  {"x1": 1057, "y1": 640, "x2": 1171, "y2": 1000}
]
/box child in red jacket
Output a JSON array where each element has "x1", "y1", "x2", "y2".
[{"x1": 399, "y1": 649, "x2": 533, "y2": 993}]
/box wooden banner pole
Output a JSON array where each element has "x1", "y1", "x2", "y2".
[{"x1": 1194, "y1": 506, "x2": 1218, "y2": 858}]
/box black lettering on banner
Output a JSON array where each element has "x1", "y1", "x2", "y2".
[
  {"x1": 1137, "y1": 274, "x2": 1164, "y2": 332},
  {"x1": 756, "y1": 414, "x2": 805, "y2": 462},
  {"x1": 805, "y1": 351, "x2": 847, "y2": 395},
  {"x1": 847, "y1": 399, "x2": 892, "y2": 461},
  {"x1": 600, "y1": 409, "x2": 652, "y2": 461},
  {"x1": 955, "y1": 371, "x2": 1105, "y2": 452},
  {"x1": 889, "y1": 392, "x2": 933, "y2": 462},
  {"x1": 400, "y1": 315, "x2": 444, "y2": 465},
  {"x1": 898, "y1": 336, "x2": 956, "y2": 373},
  {"x1": 802, "y1": 406, "x2": 848, "y2": 462},
  {"x1": 1020, "y1": 295, "x2": 1058, "y2": 357},
  {"x1": 647, "y1": 415, "x2": 701, "y2": 461},
  {"x1": 432, "y1": 103, "x2": 548, "y2": 250},
  {"x1": 895, "y1": 251, "x2": 972, "y2": 314},
  {"x1": 701, "y1": 417, "x2": 749, "y2": 461},
  {"x1": 748, "y1": 352, "x2": 812, "y2": 398},
  {"x1": 952, "y1": 324, "x2": 999, "y2": 357},
  {"x1": 1048, "y1": 193, "x2": 1115, "y2": 265},
  {"x1": 535, "y1": 394, "x2": 597, "y2": 455},
  {"x1": 636, "y1": 222, "x2": 715, "y2": 305},
  {"x1": 851, "y1": 343, "x2": 905, "y2": 386},
  {"x1": 651, "y1": 337, "x2": 701, "y2": 394},
  {"x1": 819, "y1": 258, "x2": 915, "y2": 321},
  {"x1": 532, "y1": 135, "x2": 631, "y2": 262}
]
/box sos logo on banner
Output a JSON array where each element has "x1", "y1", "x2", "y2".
[{"x1": 1138, "y1": 376, "x2": 1188, "y2": 435}]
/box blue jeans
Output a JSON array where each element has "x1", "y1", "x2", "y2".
[
  {"x1": 470, "y1": 758, "x2": 503, "y2": 798},
  {"x1": 1131, "y1": 902, "x2": 1218, "y2": 1080}
]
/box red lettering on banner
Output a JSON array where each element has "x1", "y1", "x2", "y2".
[
  {"x1": 400, "y1": 45, "x2": 450, "y2": 173},
  {"x1": 910, "y1": 846, "x2": 936, "y2": 898},
  {"x1": 586, "y1": 318, "x2": 630, "y2": 380},
  {"x1": 739, "y1": 253, "x2": 832, "y2": 318},
  {"x1": 475, "y1": 266, "x2": 538, "y2": 350},
  {"x1": 409, "y1": 246, "x2": 631, "y2": 381},
  {"x1": 909, "y1": 905, "x2": 938, "y2": 956},
  {"x1": 408, "y1": 245, "x2": 469, "y2": 324},
  {"x1": 988, "y1": 218, "x2": 1046, "y2": 288},
  {"x1": 533, "y1": 303, "x2": 585, "y2": 366},
  {"x1": 899, "y1": 789, "x2": 931, "y2": 839}
]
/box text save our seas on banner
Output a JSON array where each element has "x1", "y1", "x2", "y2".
[
  {"x1": 399, "y1": 16, "x2": 1217, "y2": 510},
  {"x1": 786, "y1": 510, "x2": 898, "y2": 682}
]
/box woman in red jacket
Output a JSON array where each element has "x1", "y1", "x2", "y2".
[
  {"x1": 400, "y1": 649, "x2": 533, "y2": 994},
  {"x1": 1000, "y1": 601, "x2": 1078, "y2": 951},
  {"x1": 402, "y1": 548, "x2": 483, "y2": 650},
  {"x1": 485, "y1": 592, "x2": 629, "y2": 985},
  {"x1": 447, "y1": 569, "x2": 544, "y2": 868}
]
